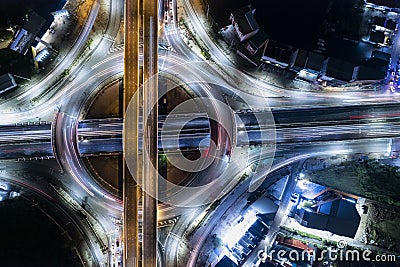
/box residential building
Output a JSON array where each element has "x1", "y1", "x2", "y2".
[
  {"x1": 325, "y1": 57, "x2": 356, "y2": 82},
  {"x1": 215, "y1": 255, "x2": 238, "y2": 267},
  {"x1": 295, "y1": 198, "x2": 361, "y2": 238}
]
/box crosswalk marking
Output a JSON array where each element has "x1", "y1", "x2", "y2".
[
  {"x1": 102, "y1": 34, "x2": 115, "y2": 42},
  {"x1": 108, "y1": 43, "x2": 174, "y2": 54},
  {"x1": 108, "y1": 44, "x2": 124, "y2": 54}
]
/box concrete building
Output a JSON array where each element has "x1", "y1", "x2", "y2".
[
  {"x1": 325, "y1": 57, "x2": 356, "y2": 82},
  {"x1": 230, "y1": 5, "x2": 259, "y2": 42},
  {"x1": 215, "y1": 256, "x2": 238, "y2": 267},
  {"x1": 357, "y1": 50, "x2": 390, "y2": 80},
  {"x1": 369, "y1": 30, "x2": 385, "y2": 44}
]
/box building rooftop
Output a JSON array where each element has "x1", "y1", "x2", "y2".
[
  {"x1": 276, "y1": 235, "x2": 314, "y2": 253},
  {"x1": 357, "y1": 50, "x2": 390, "y2": 80},
  {"x1": 369, "y1": 30, "x2": 385, "y2": 44},
  {"x1": 248, "y1": 30, "x2": 268, "y2": 49},
  {"x1": 372, "y1": 16, "x2": 386, "y2": 27},
  {"x1": 305, "y1": 52, "x2": 325, "y2": 72},
  {"x1": 262, "y1": 40, "x2": 294, "y2": 64},
  {"x1": 385, "y1": 19, "x2": 397, "y2": 31},
  {"x1": 294, "y1": 49, "x2": 308, "y2": 68},
  {"x1": 372, "y1": 50, "x2": 391, "y2": 61},
  {"x1": 24, "y1": 12, "x2": 46, "y2": 37},
  {"x1": 250, "y1": 196, "x2": 278, "y2": 215},
  {"x1": 257, "y1": 213, "x2": 276, "y2": 227},
  {"x1": 296, "y1": 199, "x2": 361, "y2": 238},
  {"x1": 358, "y1": 63, "x2": 386, "y2": 80},
  {"x1": 0, "y1": 48, "x2": 33, "y2": 78},
  {"x1": 215, "y1": 255, "x2": 238, "y2": 267}
]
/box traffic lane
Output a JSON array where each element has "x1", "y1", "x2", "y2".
[
  {"x1": 78, "y1": 118, "x2": 210, "y2": 136},
  {"x1": 0, "y1": 123, "x2": 51, "y2": 132},
  {"x1": 78, "y1": 133, "x2": 210, "y2": 155},
  {"x1": 0, "y1": 142, "x2": 53, "y2": 159},
  {"x1": 2, "y1": 121, "x2": 396, "y2": 158},
  {"x1": 237, "y1": 122, "x2": 400, "y2": 145}
]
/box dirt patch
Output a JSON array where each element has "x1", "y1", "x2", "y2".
[{"x1": 85, "y1": 79, "x2": 121, "y2": 119}]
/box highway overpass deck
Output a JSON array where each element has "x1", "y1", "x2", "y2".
[{"x1": 2, "y1": 103, "x2": 400, "y2": 159}]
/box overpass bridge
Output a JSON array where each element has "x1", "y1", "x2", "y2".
[{"x1": 2, "y1": 103, "x2": 400, "y2": 160}]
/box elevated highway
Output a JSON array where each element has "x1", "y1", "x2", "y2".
[{"x1": 2, "y1": 103, "x2": 400, "y2": 159}]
